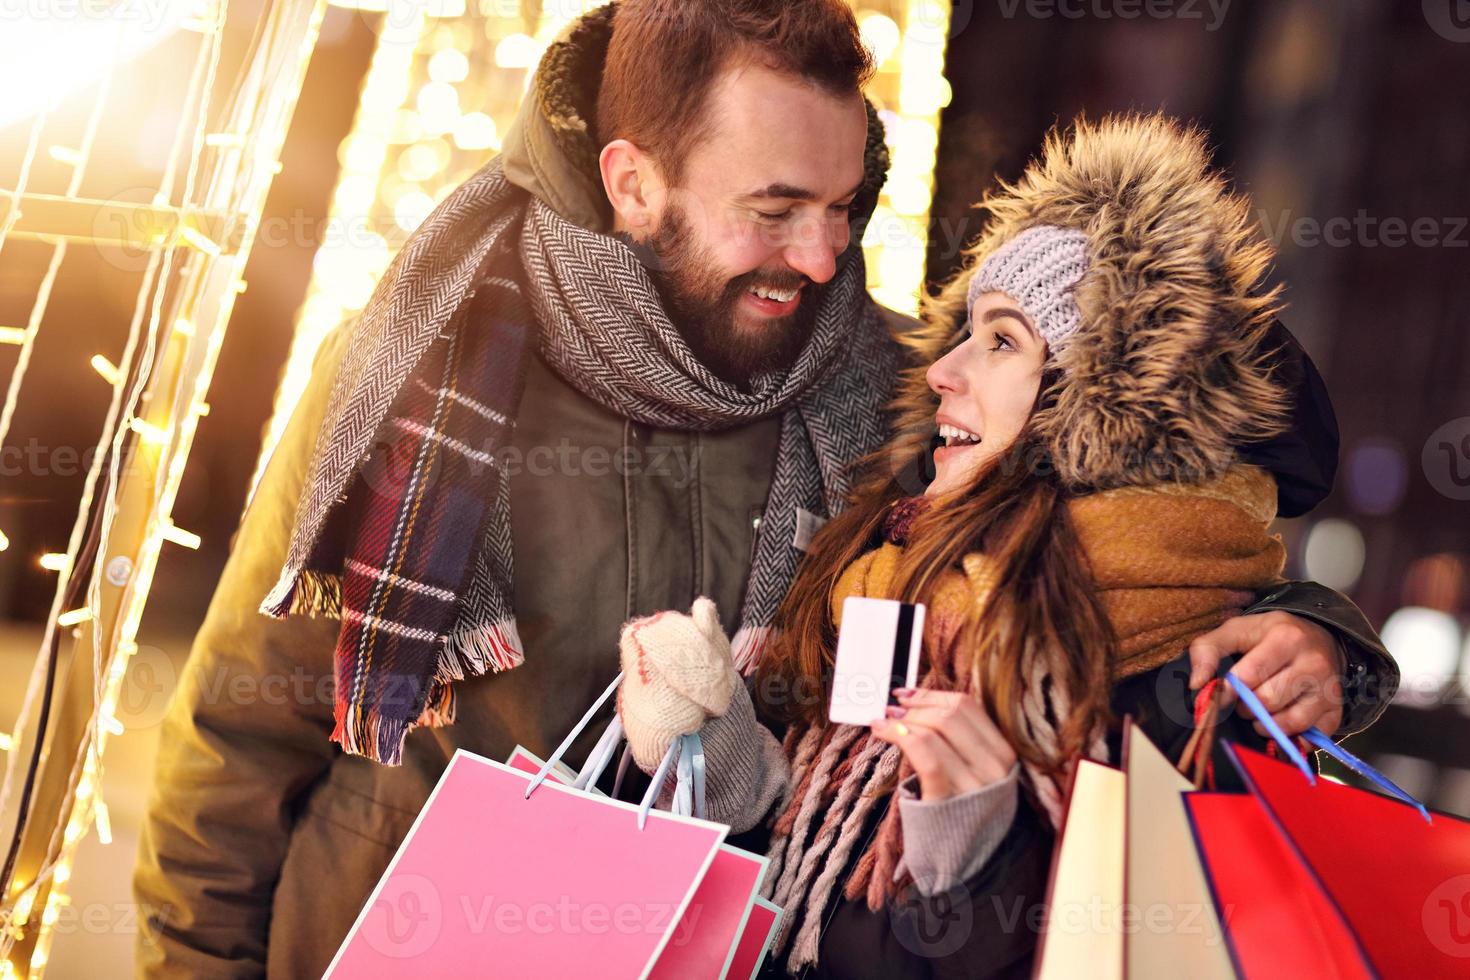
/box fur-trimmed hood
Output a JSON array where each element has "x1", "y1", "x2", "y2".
[{"x1": 904, "y1": 113, "x2": 1290, "y2": 492}]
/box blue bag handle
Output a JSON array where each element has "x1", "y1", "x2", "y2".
[
  {"x1": 633, "y1": 734, "x2": 705, "y2": 829},
  {"x1": 522, "y1": 670, "x2": 707, "y2": 830},
  {"x1": 1225, "y1": 671, "x2": 1431, "y2": 823},
  {"x1": 670, "y1": 733, "x2": 707, "y2": 821},
  {"x1": 574, "y1": 714, "x2": 624, "y2": 792},
  {"x1": 524, "y1": 671, "x2": 623, "y2": 800}
]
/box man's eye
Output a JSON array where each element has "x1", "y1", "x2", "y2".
[
  {"x1": 755, "y1": 209, "x2": 791, "y2": 222},
  {"x1": 830, "y1": 201, "x2": 854, "y2": 214}
]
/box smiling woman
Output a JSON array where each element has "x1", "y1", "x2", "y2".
[
  {"x1": 925, "y1": 223, "x2": 1093, "y2": 494},
  {"x1": 927, "y1": 294, "x2": 1047, "y2": 495}
]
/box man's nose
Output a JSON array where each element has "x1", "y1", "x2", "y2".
[{"x1": 781, "y1": 214, "x2": 848, "y2": 284}]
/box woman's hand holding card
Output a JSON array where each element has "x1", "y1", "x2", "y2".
[{"x1": 871, "y1": 689, "x2": 1018, "y2": 800}]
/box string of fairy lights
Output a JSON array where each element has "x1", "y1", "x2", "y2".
[
  {"x1": 0, "y1": 1, "x2": 328, "y2": 975},
  {"x1": 250, "y1": 0, "x2": 953, "y2": 495},
  {"x1": 0, "y1": 1, "x2": 951, "y2": 976}
]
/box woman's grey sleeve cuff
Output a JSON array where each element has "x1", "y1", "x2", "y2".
[
  {"x1": 897, "y1": 763, "x2": 1021, "y2": 896},
  {"x1": 657, "y1": 676, "x2": 791, "y2": 834}
]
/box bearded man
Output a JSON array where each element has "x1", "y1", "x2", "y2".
[{"x1": 134, "y1": 2, "x2": 1397, "y2": 977}]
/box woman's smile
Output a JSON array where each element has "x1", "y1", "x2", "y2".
[{"x1": 934, "y1": 415, "x2": 982, "y2": 465}]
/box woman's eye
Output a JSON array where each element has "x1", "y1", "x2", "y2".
[{"x1": 989, "y1": 332, "x2": 1015, "y2": 352}]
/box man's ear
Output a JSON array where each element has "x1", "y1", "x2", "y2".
[{"x1": 599, "y1": 139, "x2": 661, "y2": 233}]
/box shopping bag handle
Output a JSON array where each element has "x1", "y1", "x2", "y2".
[
  {"x1": 1224, "y1": 672, "x2": 1315, "y2": 783},
  {"x1": 525, "y1": 671, "x2": 623, "y2": 799},
  {"x1": 612, "y1": 743, "x2": 636, "y2": 800},
  {"x1": 637, "y1": 732, "x2": 705, "y2": 829},
  {"x1": 1297, "y1": 728, "x2": 1432, "y2": 823},
  {"x1": 575, "y1": 714, "x2": 624, "y2": 792},
  {"x1": 672, "y1": 733, "x2": 706, "y2": 820},
  {"x1": 522, "y1": 670, "x2": 710, "y2": 829},
  {"x1": 1224, "y1": 672, "x2": 1431, "y2": 822}
]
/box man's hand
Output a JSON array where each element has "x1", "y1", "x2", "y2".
[
  {"x1": 870, "y1": 688, "x2": 1017, "y2": 801},
  {"x1": 1188, "y1": 611, "x2": 1347, "y2": 738},
  {"x1": 617, "y1": 597, "x2": 738, "y2": 769}
]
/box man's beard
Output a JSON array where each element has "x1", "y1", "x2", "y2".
[{"x1": 641, "y1": 204, "x2": 822, "y2": 387}]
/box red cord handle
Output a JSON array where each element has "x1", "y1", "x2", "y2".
[{"x1": 1179, "y1": 676, "x2": 1278, "y2": 790}]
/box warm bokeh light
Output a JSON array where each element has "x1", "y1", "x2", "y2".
[
  {"x1": 1382, "y1": 606, "x2": 1462, "y2": 708},
  {"x1": 0, "y1": 0, "x2": 193, "y2": 131}
]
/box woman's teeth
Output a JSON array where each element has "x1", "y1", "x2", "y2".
[
  {"x1": 751, "y1": 285, "x2": 798, "y2": 303},
  {"x1": 938, "y1": 423, "x2": 981, "y2": 447}
]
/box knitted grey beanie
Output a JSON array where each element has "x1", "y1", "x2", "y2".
[{"x1": 967, "y1": 224, "x2": 1091, "y2": 350}]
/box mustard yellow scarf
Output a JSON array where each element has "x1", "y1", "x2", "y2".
[{"x1": 765, "y1": 465, "x2": 1284, "y2": 965}]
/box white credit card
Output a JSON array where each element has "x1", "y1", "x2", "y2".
[{"x1": 828, "y1": 596, "x2": 925, "y2": 726}]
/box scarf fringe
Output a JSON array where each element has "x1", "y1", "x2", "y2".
[
  {"x1": 331, "y1": 700, "x2": 411, "y2": 766},
  {"x1": 259, "y1": 567, "x2": 342, "y2": 620},
  {"x1": 732, "y1": 625, "x2": 771, "y2": 676},
  {"x1": 416, "y1": 682, "x2": 457, "y2": 729},
  {"x1": 330, "y1": 683, "x2": 458, "y2": 766},
  {"x1": 439, "y1": 619, "x2": 526, "y2": 683}
]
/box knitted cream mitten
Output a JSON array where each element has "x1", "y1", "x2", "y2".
[{"x1": 617, "y1": 597, "x2": 739, "y2": 770}]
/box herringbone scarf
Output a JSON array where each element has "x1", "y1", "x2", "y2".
[{"x1": 260, "y1": 157, "x2": 896, "y2": 764}]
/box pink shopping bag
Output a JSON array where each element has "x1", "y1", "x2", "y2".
[
  {"x1": 325, "y1": 749, "x2": 726, "y2": 978},
  {"x1": 505, "y1": 744, "x2": 579, "y2": 784},
  {"x1": 507, "y1": 740, "x2": 779, "y2": 979},
  {"x1": 649, "y1": 844, "x2": 770, "y2": 980},
  {"x1": 728, "y1": 897, "x2": 782, "y2": 980},
  {"x1": 326, "y1": 673, "x2": 729, "y2": 979}
]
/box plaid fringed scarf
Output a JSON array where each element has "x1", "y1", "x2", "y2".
[
  {"x1": 269, "y1": 266, "x2": 532, "y2": 759},
  {"x1": 260, "y1": 158, "x2": 897, "y2": 764}
]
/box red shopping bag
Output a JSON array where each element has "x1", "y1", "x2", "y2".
[
  {"x1": 1184, "y1": 788, "x2": 1373, "y2": 979},
  {"x1": 1230, "y1": 743, "x2": 1470, "y2": 978},
  {"x1": 326, "y1": 674, "x2": 727, "y2": 979},
  {"x1": 1184, "y1": 672, "x2": 1470, "y2": 979}
]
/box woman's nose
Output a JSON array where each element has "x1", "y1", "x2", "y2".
[{"x1": 927, "y1": 342, "x2": 965, "y2": 396}]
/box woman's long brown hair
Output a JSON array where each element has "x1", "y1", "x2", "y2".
[{"x1": 754, "y1": 371, "x2": 1118, "y2": 778}]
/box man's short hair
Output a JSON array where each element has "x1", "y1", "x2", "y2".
[{"x1": 596, "y1": 0, "x2": 874, "y2": 183}]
